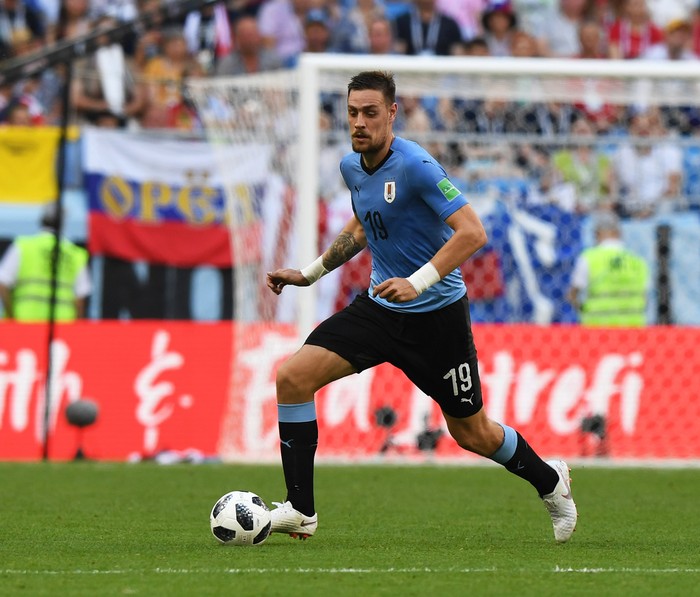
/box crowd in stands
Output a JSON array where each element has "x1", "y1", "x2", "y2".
[{"x1": 2, "y1": 0, "x2": 700, "y2": 218}]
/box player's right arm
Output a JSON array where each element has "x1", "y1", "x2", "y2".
[{"x1": 266, "y1": 215, "x2": 367, "y2": 295}]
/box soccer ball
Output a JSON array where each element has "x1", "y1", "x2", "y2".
[{"x1": 210, "y1": 491, "x2": 272, "y2": 546}]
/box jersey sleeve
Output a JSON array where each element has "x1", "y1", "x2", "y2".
[{"x1": 406, "y1": 154, "x2": 467, "y2": 220}]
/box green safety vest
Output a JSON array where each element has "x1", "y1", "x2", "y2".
[
  {"x1": 580, "y1": 245, "x2": 649, "y2": 327},
  {"x1": 12, "y1": 232, "x2": 88, "y2": 322}
]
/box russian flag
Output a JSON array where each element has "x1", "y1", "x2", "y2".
[{"x1": 83, "y1": 129, "x2": 271, "y2": 268}]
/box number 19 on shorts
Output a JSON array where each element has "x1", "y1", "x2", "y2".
[{"x1": 443, "y1": 363, "x2": 472, "y2": 396}]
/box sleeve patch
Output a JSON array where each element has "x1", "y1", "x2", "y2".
[{"x1": 437, "y1": 177, "x2": 461, "y2": 201}]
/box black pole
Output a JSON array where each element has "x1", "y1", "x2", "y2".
[
  {"x1": 656, "y1": 224, "x2": 672, "y2": 325},
  {"x1": 41, "y1": 60, "x2": 73, "y2": 462}
]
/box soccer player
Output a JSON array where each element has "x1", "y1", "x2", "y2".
[{"x1": 265, "y1": 71, "x2": 577, "y2": 543}]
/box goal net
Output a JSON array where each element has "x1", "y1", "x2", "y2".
[{"x1": 187, "y1": 55, "x2": 700, "y2": 463}]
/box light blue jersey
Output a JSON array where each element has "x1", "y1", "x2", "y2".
[{"x1": 340, "y1": 136, "x2": 468, "y2": 312}]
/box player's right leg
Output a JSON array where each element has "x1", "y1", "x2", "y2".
[
  {"x1": 272, "y1": 292, "x2": 394, "y2": 539},
  {"x1": 271, "y1": 344, "x2": 355, "y2": 539}
]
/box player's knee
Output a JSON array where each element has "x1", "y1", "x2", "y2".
[{"x1": 276, "y1": 360, "x2": 312, "y2": 402}]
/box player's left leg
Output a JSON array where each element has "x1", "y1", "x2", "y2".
[
  {"x1": 402, "y1": 296, "x2": 576, "y2": 542},
  {"x1": 443, "y1": 411, "x2": 577, "y2": 543},
  {"x1": 443, "y1": 409, "x2": 560, "y2": 495}
]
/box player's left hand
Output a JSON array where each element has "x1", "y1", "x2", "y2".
[{"x1": 372, "y1": 278, "x2": 419, "y2": 303}]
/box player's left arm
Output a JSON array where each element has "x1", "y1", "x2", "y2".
[{"x1": 373, "y1": 204, "x2": 487, "y2": 303}]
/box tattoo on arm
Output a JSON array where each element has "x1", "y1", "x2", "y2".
[{"x1": 323, "y1": 232, "x2": 363, "y2": 271}]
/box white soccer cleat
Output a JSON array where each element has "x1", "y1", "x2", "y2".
[
  {"x1": 270, "y1": 501, "x2": 318, "y2": 540},
  {"x1": 542, "y1": 460, "x2": 577, "y2": 543}
]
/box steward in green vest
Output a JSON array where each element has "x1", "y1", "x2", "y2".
[
  {"x1": 13, "y1": 233, "x2": 88, "y2": 321},
  {"x1": 0, "y1": 205, "x2": 90, "y2": 322},
  {"x1": 568, "y1": 214, "x2": 649, "y2": 327}
]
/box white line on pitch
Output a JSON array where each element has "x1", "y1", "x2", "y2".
[{"x1": 3, "y1": 567, "x2": 700, "y2": 575}]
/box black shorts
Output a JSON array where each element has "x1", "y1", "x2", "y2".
[{"x1": 305, "y1": 292, "x2": 483, "y2": 418}]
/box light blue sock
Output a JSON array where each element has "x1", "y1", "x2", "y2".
[
  {"x1": 489, "y1": 424, "x2": 518, "y2": 464},
  {"x1": 277, "y1": 401, "x2": 317, "y2": 423}
]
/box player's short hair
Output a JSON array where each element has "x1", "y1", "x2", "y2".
[{"x1": 347, "y1": 71, "x2": 396, "y2": 105}]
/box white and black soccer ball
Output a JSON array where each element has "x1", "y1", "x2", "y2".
[{"x1": 210, "y1": 491, "x2": 272, "y2": 546}]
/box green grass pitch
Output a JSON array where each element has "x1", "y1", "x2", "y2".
[{"x1": 1, "y1": 462, "x2": 699, "y2": 596}]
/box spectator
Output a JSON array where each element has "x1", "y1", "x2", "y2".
[
  {"x1": 642, "y1": 18, "x2": 700, "y2": 135},
  {"x1": 367, "y1": 15, "x2": 396, "y2": 54},
  {"x1": 510, "y1": 29, "x2": 540, "y2": 56},
  {"x1": 182, "y1": 2, "x2": 232, "y2": 74},
  {"x1": 393, "y1": 0, "x2": 463, "y2": 56},
  {"x1": 551, "y1": 114, "x2": 615, "y2": 213},
  {"x1": 215, "y1": 15, "x2": 283, "y2": 75},
  {"x1": 141, "y1": 29, "x2": 200, "y2": 129},
  {"x1": 0, "y1": 204, "x2": 92, "y2": 322},
  {"x1": 607, "y1": 0, "x2": 664, "y2": 59},
  {"x1": 0, "y1": 0, "x2": 47, "y2": 60},
  {"x1": 461, "y1": 95, "x2": 522, "y2": 134},
  {"x1": 71, "y1": 16, "x2": 147, "y2": 127},
  {"x1": 7, "y1": 75, "x2": 50, "y2": 125},
  {"x1": 538, "y1": 0, "x2": 590, "y2": 57},
  {"x1": 52, "y1": 0, "x2": 92, "y2": 42},
  {"x1": 567, "y1": 212, "x2": 649, "y2": 326},
  {"x1": 436, "y1": 0, "x2": 489, "y2": 40},
  {"x1": 463, "y1": 35, "x2": 490, "y2": 54},
  {"x1": 303, "y1": 8, "x2": 334, "y2": 53},
  {"x1": 577, "y1": 18, "x2": 607, "y2": 57},
  {"x1": 642, "y1": 17, "x2": 698, "y2": 59},
  {"x1": 165, "y1": 64, "x2": 204, "y2": 131},
  {"x1": 395, "y1": 94, "x2": 433, "y2": 133},
  {"x1": 132, "y1": 0, "x2": 165, "y2": 71},
  {"x1": 612, "y1": 107, "x2": 683, "y2": 217},
  {"x1": 332, "y1": 0, "x2": 385, "y2": 53},
  {"x1": 481, "y1": 0, "x2": 518, "y2": 56},
  {"x1": 257, "y1": 0, "x2": 310, "y2": 66},
  {"x1": 1, "y1": 100, "x2": 33, "y2": 125}
]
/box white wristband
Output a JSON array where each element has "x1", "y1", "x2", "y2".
[
  {"x1": 406, "y1": 262, "x2": 441, "y2": 296},
  {"x1": 300, "y1": 256, "x2": 328, "y2": 284}
]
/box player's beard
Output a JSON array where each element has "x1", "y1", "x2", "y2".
[{"x1": 351, "y1": 131, "x2": 390, "y2": 156}]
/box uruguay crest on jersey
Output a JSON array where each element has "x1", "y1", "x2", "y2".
[{"x1": 384, "y1": 180, "x2": 396, "y2": 203}]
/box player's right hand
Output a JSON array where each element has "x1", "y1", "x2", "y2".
[{"x1": 266, "y1": 269, "x2": 311, "y2": 295}]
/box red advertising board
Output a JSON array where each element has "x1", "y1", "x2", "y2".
[
  {"x1": 1, "y1": 322, "x2": 699, "y2": 461},
  {"x1": 0, "y1": 322, "x2": 232, "y2": 460}
]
